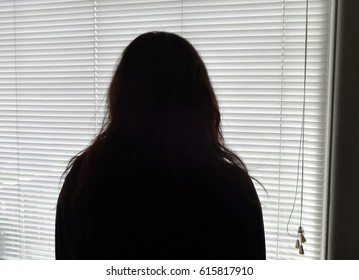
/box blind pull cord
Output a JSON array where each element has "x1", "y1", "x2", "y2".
[{"x1": 286, "y1": 0, "x2": 309, "y2": 255}]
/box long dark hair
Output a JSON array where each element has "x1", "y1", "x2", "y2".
[{"x1": 59, "y1": 31, "x2": 253, "y2": 213}]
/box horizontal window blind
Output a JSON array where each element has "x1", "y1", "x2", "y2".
[
  {"x1": 0, "y1": 0, "x2": 332, "y2": 259},
  {"x1": 0, "y1": 0, "x2": 97, "y2": 259}
]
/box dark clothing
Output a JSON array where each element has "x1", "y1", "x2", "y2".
[{"x1": 55, "y1": 159, "x2": 266, "y2": 260}]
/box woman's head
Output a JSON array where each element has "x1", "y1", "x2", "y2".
[{"x1": 105, "y1": 31, "x2": 222, "y2": 164}]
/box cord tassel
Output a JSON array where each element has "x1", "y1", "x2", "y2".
[
  {"x1": 299, "y1": 245, "x2": 304, "y2": 255},
  {"x1": 296, "y1": 226, "x2": 306, "y2": 254},
  {"x1": 300, "y1": 233, "x2": 306, "y2": 244}
]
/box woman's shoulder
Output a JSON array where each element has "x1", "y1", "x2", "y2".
[
  {"x1": 212, "y1": 160, "x2": 261, "y2": 207},
  {"x1": 212, "y1": 160, "x2": 252, "y2": 187}
]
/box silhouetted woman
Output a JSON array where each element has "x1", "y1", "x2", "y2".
[{"x1": 56, "y1": 31, "x2": 266, "y2": 259}]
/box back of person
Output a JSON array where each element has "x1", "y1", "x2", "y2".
[
  {"x1": 55, "y1": 31, "x2": 266, "y2": 260},
  {"x1": 57, "y1": 157, "x2": 265, "y2": 259}
]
